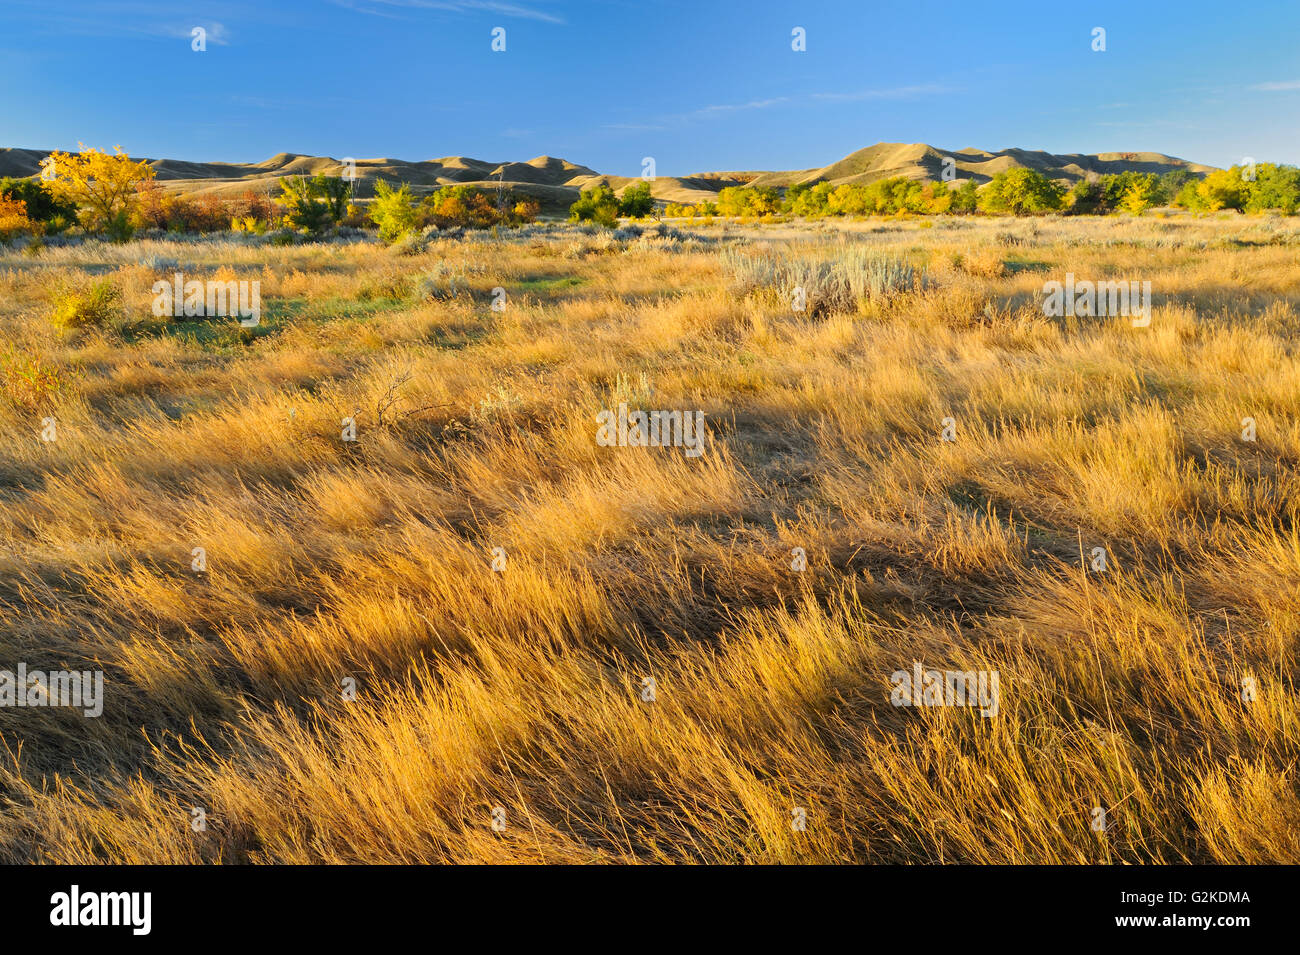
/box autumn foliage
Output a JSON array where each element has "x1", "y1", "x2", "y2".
[
  {"x1": 0, "y1": 196, "x2": 38, "y2": 240},
  {"x1": 132, "y1": 182, "x2": 280, "y2": 234},
  {"x1": 44, "y1": 144, "x2": 155, "y2": 234},
  {"x1": 420, "y1": 184, "x2": 539, "y2": 229}
]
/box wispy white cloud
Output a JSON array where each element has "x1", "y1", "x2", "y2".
[
  {"x1": 602, "y1": 123, "x2": 667, "y2": 132},
  {"x1": 5, "y1": 6, "x2": 240, "y2": 45},
  {"x1": 230, "y1": 92, "x2": 356, "y2": 110},
  {"x1": 1094, "y1": 119, "x2": 1208, "y2": 131},
  {"x1": 692, "y1": 96, "x2": 791, "y2": 116},
  {"x1": 811, "y1": 83, "x2": 951, "y2": 102},
  {"x1": 328, "y1": 0, "x2": 405, "y2": 19},
  {"x1": 332, "y1": 0, "x2": 564, "y2": 24},
  {"x1": 1251, "y1": 80, "x2": 1300, "y2": 91},
  {"x1": 610, "y1": 82, "x2": 949, "y2": 137}
]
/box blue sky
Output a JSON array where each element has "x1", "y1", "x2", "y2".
[{"x1": 2, "y1": 0, "x2": 1298, "y2": 175}]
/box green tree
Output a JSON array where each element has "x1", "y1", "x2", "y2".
[
  {"x1": 1174, "y1": 180, "x2": 1203, "y2": 211},
  {"x1": 949, "y1": 179, "x2": 979, "y2": 214},
  {"x1": 1190, "y1": 168, "x2": 1248, "y2": 211},
  {"x1": 367, "y1": 179, "x2": 418, "y2": 242},
  {"x1": 715, "y1": 186, "x2": 746, "y2": 216},
  {"x1": 979, "y1": 168, "x2": 1065, "y2": 215},
  {"x1": 1156, "y1": 169, "x2": 1195, "y2": 205},
  {"x1": 826, "y1": 183, "x2": 868, "y2": 215},
  {"x1": 791, "y1": 181, "x2": 832, "y2": 216},
  {"x1": 1066, "y1": 178, "x2": 1106, "y2": 214},
  {"x1": 1246, "y1": 163, "x2": 1300, "y2": 213},
  {"x1": 618, "y1": 181, "x2": 655, "y2": 218},
  {"x1": 310, "y1": 174, "x2": 352, "y2": 223},
  {"x1": 278, "y1": 176, "x2": 333, "y2": 234},
  {"x1": 715, "y1": 185, "x2": 779, "y2": 217},
  {"x1": 569, "y1": 183, "x2": 621, "y2": 226},
  {"x1": 783, "y1": 182, "x2": 809, "y2": 214},
  {"x1": 1098, "y1": 171, "x2": 1136, "y2": 210},
  {"x1": 1120, "y1": 173, "x2": 1161, "y2": 214}
]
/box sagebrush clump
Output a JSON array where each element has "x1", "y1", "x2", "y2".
[{"x1": 722, "y1": 246, "x2": 920, "y2": 315}]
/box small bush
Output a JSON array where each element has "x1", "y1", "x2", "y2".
[
  {"x1": 232, "y1": 215, "x2": 268, "y2": 235},
  {"x1": 388, "y1": 231, "x2": 427, "y2": 256},
  {"x1": 512, "y1": 197, "x2": 541, "y2": 222},
  {"x1": 722, "y1": 247, "x2": 921, "y2": 316},
  {"x1": 0, "y1": 349, "x2": 66, "y2": 410},
  {"x1": 105, "y1": 209, "x2": 135, "y2": 243},
  {"x1": 955, "y1": 247, "x2": 1008, "y2": 278},
  {"x1": 50, "y1": 279, "x2": 123, "y2": 330},
  {"x1": 0, "y1": 196, "x2": 39, "y2": 241},
  {"x1": 651, "y1": 222, "x2": 687, "y2": 241}
]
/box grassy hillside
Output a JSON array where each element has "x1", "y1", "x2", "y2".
[{"x1": 0, "y1": 142, "x2": 1219, "y2": 216}]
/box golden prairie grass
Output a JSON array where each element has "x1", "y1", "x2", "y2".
[{"x1": 0, "y1": 214, "x2": 1297, "y2": 863}]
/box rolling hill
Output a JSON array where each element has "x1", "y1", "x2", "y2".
[
  {"x1": 0, "y1": 142, "x2": 1216, "y2": 214},
  {"x1": 741, "y1": 143, "x2": 1216, "y2": 190}
]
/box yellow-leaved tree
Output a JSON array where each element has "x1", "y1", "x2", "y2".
[
  {"x1": 44, "y1": 144, "x2": 155, "y2": 238},
  {"x1": 0, "y1": 196, "x2": 37, "y2": 240}
]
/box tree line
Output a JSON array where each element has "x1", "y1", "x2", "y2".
[
  {"x1": 0, "y1": 145, "x2": 542, "y2": 244},
  {"x1": 5, "y1": 145, "x2": 1297, "y2": 245},
  {"x1": 581, "y1": 164, "x2": 1300, "y2": 220}
]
